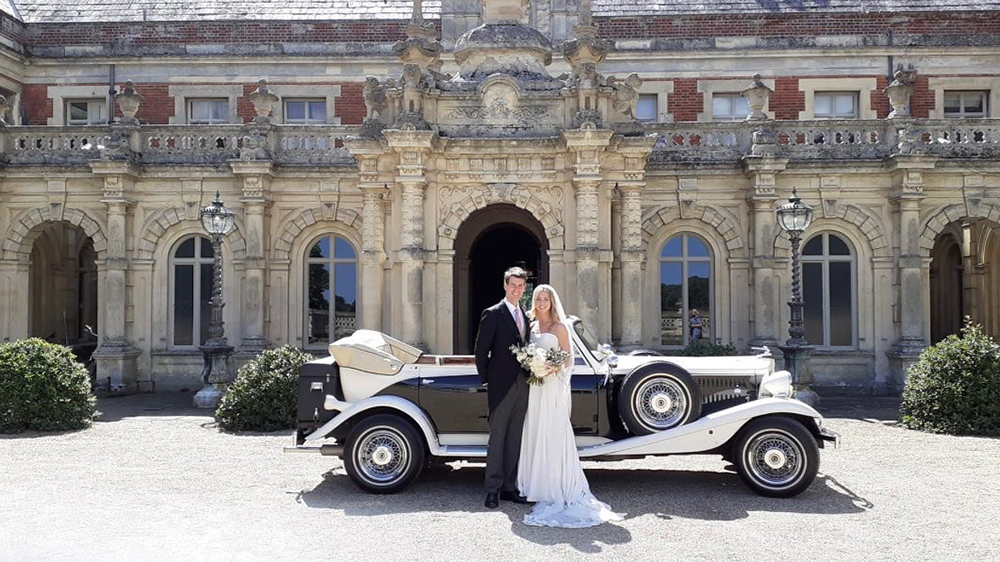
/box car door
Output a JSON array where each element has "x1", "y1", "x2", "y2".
[
  {"x1": 569, "y1": 353, "x2": 601, "y2": 435},
  {"x1": 418, "y1": 365, "x2": 490, "y2": 434}
]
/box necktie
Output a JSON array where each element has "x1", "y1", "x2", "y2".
[{"x1": 515, "y1": 308, "x2": 523, "y2": 337}]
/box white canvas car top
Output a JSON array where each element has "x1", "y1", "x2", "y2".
[{"x1": 328, "y1": 329, "x2": 422, "y2": 375}]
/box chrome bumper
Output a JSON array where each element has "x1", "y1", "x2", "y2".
[{"x1": 818, "y1": 426, "x2": 840, "y2": 449}]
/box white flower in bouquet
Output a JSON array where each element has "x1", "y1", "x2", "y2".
[{"x1": 510, "y1": 342, "x2": 571, "y2": 386}]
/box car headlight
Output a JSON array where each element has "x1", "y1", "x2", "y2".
[{"x1": 760, "y1": 370, "x2": 792, "y2": 398}]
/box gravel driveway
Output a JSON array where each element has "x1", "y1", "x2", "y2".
[{"x1": 1, "y1": 394, "x2": 997, "y2": 562}]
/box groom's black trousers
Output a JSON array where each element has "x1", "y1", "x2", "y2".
[{"x1": 484, "y1": 372, "x2": 529, "y2": 493}]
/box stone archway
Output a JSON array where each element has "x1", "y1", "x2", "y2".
[
  {"x1": 27, "y1": 221, "x2": 99, "y2": 346},
  {"x1": 453, "y1": 204, "x2": 550, "y2": 353},
  {"x1": 930, "y1": 226, "x2": 964, "y2": 343}
]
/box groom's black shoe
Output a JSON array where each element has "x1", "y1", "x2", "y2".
[
  {"x1": 500, "y1": 491, "x2": 531, "y2": 504},
  {"x1": 485, "y1": 492, "x2": 500, "y2": 509}
]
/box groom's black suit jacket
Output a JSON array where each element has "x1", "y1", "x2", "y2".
[{"x1": 474, "y1": 299, "x2": 529, "y2": 411}]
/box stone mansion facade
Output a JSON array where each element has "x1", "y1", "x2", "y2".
[{"x1": 0, "y1": 0, "x2": 998, "y2": 395}]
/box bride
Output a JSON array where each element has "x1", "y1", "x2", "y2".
[{"x1": 517, "y1": 284, "x2": 622, "y2": 528}]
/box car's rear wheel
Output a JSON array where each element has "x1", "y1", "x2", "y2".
[
  {"x1": 732, "y1": 416, "x2": 819, "y2": 498},
  {"x1": 343, "y1": 414, "x2": 425, "y2": 494},
  {"x1": 617, "y1": 364, "x2": 701, "y2": 435}
]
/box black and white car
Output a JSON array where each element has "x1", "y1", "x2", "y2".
[{"x1": 286, "y1": 318, "x2": 839, "y2": 498}]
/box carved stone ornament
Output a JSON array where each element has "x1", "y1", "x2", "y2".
[
  {"x1": 0, "y1": 94, "x2": 10, "y2": 126},
  {"x1": 742, "y1": 74, "x2": 772, "y2": 121},
  {"x1": 608, "y1": 73, "x2": 642, "y2": 120},
  {"x1": 248, "y1": 80, "x2": 279, "y2": 123},
  {"x1": 884, "y1": 67, "x2": 917, "y2": 119},
  {"x1": 114, "y1": 80, "x2": 144, "y2": 124}
]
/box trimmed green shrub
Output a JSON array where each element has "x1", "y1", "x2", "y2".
[
  {"x1": 677, "y1": 341, "x2": 739, "y2": 357},
  {"x1": 0, "y1": 338, "x2": 97, "y2": 433},
  {"x1": 901, "y1": 320, "x2": 1000, "y2": 436},
  {"x1": 216, "y1": 345, "x2": 313, "y2": 432}
]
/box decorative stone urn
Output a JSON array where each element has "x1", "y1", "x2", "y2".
[
  {"x1": 742, "y1": 74, "x2": 772, "y2": 121},
  {"x1": 114, "y1": 80, "x2": 143, "y2": 124},
  {"x1": 884, "y1": 68, "x2": 917, "y2": 119},
  {"x1": 248, "y1": 79, "x2": 279, "y2": 123}
]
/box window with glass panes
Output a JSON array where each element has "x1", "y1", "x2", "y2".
[
  {"x1": 305, "y1": 236, "x2": 358, "y2": 347},
  {"x1": 944, "y1": 91, "x2": 988, "y2": 118},
  {"x1": 712, "y1": 93, "x2": 749, "y2": 121},
  {"x1": 814, "y1": 92, "x2": 858, "y2": 119},
  {"x1": 659, "y1": 234, "x2": 712, "y2": 346},
  {"x1": 188, "y1": 99, "x2": 229, "y2": 124},
  {"x1": 284, "y1": 99, "x2": 327, "y2": 124},
  {"x1": 802, "y1": 233, "x2": 856, "y2": 348},
  {"x1": 171, "y1": 236, "x2": 215, "y2": 348},
  {"x1": 636, "y1": 94, "x2": 658, "y2": 122},
  {"x1": 66, "y1": 100, "x2": 107, "y2": 125}
]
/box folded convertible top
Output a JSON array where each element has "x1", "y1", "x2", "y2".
[{"x1": 328, "y1": 330, "x2": 423, "y2": 375}]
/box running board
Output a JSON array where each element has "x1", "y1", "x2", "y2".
[{"x1": 437, "y1": 445, "x2": 488, "y2": 457}]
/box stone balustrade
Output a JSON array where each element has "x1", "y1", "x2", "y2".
[{"x1": 0, "y1": 119, "x2": 997, "y2": 167}]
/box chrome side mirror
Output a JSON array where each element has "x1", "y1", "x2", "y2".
[{"x1": 606, "y1": 353, "x2": 618, "y2": 369}]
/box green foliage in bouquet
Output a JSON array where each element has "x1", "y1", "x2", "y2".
[
  {"x1": 0, "y1": 338, "x2": 96, "y2": 433},
  {"x1": 901, "y1": 319, "x2": 1000, "y2": 436},
  {"x1": 216, "y1": 345, "x2": 313, "y2": 432}
]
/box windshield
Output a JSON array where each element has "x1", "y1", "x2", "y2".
[{"x1": 572, "y1": 318, "x2": 607, "y2": 361}]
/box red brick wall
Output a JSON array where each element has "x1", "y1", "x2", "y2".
[
  {"x1": 335, "y1": 82, "x2": 365, "y2": 125},
  {"x1": 872, "y1": 75, "x2": 890, "y2": 119},
  {"x1": 129, "y1": 84, "x2": 173, "y2": 124},
  {"x1": 772, "y1": 78, "x2": 805, "y2": 120},
  {"x1": 22, "y1": 85, "x2": 52, "y2": 125},
  {"x1": 667, "y1": 79, "x2": 701, "y2": 122},
  {"x1": 25, "y1": 20, "x2": 416, "y2": 48},
  {"x1": 595, "y1": 12, "x2": 1000, "y2": 39},
  {"x1": 910, "y1": 75, "x2": 934, "y2": 118}
]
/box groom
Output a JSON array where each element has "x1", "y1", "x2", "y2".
[{"x1": 474, "y1": 266, "x2": 531, "y2": 509}]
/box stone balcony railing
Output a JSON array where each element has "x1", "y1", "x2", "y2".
[{"x1": 0, "y1": 118, "x2": 997, "y2": 168}]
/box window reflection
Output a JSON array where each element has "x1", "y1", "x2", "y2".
[
  {"x1": 306, "y1": 235, "x2": 357, "y2": 347},
  {"x1": 801, "y1": 233, "x2": 855, "y2": 348},
  {"x1": 660, "y1": 234, "x2": 712, "y2": 346}
]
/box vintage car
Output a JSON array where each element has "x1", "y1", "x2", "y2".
[{"x1": 285, "y1": 318, "x2": 839, "y2": 498}]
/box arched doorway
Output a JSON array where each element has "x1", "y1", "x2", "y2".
[
  {"x1": 929, "y1": 218, "x2": 1000, "y2": 343},
  {"x1": 930, "y1": 229, "x2": 963, "y2": 343},
  {"x1": 28, "y1": 221, "x2": 99, "y2": 354},
  {"x1": 454, "y1": 204, "x2": 549, "y2": 353}
]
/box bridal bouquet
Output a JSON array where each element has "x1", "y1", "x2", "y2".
[{"x1": 509, "y1": 343, "x2": 571, "y2": 386}]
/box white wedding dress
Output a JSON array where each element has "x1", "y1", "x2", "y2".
[{"x1": 517, "y1": 328, "x2": 623, "y2": 528}]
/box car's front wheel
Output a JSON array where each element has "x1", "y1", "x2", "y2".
[
  {"x1": 343, "y1": 414, "x2": 425, "y2": 494},
  {"x1": 732, "y1": 416, "x2": 819, "y2": 498}
]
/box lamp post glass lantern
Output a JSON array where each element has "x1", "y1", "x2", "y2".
[
  {"x1": 776, "y1": 189, "x2": 818, "y2": 405},
  {"x1": 194, "y1": 192, "x2": 236, "y2": 409}
]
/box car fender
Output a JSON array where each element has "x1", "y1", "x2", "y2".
[
  {"x1": 578, "y1": 397, "x2": 822, "y2": 458},
  {"x1": 304, "y1": 395, "x2": 441, "y2": 454}
]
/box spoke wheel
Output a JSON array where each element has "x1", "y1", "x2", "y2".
[
  {"x1": 344, "y1": 414, "x2": 425, "y2": 494},
  {"x1": 733, "y1": 416, "x2": 819, "y2": 498},
  {"x1": 618, "y1": 364, "x2": 701, "y2": 435}
]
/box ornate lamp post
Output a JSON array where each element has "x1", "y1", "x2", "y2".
[
  {"x1": 193, "y1": 192, "x2": 237, "y2": 409},
  {"x1": 776, "y1": 189, "x2": 819, "y2": 405}
]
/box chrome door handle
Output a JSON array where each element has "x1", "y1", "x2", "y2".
[{"x1": 423, "y1": 379, "x2": 435, "y2": 385}]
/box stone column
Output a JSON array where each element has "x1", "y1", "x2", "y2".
[
  {"x1": 384, "y1": 129, "x2": 437, "y2": 349},
  {"x1": 230, "y1": 161, "x2": 272, "y2": 357},
  {"x1": 89, "y1": 161, "x2": 141, "y2": 393},
  {"x1": 619, "y1": 184, "x2": 644, "y2": 349},
  {"x1": 743, "y1": 156, "x2": 788, "y2": 351},
  {"x1": 564, "y1": 129, "x2": 614, "y2": 335},
  {"x1": 886, "y1": 154, "x2": 938, "y2": 394},
  {"x1": 359, "y1": 184, "x2": 388, "y2": 332}
]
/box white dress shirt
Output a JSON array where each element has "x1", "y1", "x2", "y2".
[{"x1": 504, "y1": 298, "x2": 524, "y2": 338}]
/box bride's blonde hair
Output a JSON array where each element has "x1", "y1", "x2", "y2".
[{"x1": 530, "y1": 284, "x2": 564, "y2": 323}]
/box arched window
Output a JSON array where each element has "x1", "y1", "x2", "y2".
[
  {"x1": 802, "y1": 232, "x2": 856, "y2": 348},
  {"x1": 305, "y1": 235, "x2": 358, "y2": 348},
  {"x1": 171, "y1": 236, "x2": 214, "y2": 348},
  {"x1": 659, "y1": 234, "x2": 712, "y2": 346}
]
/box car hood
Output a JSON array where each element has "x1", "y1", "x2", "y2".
[{"x1": 611, "y1": 353, "x2": 775, "y2": 378}]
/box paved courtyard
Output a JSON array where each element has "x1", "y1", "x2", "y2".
[{"x1": 1, "y1": 393, "x2": 997, "y2": 562}]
